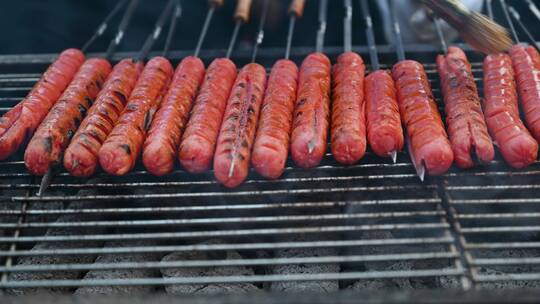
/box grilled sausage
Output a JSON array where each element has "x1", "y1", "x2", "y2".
[
  {"x1": 290, "y1": 52, "x2": 331, "y2": 168},
  {"x1": 178, "y1": 58, "x2": 237, "y2": 173},
  {"x1": 365, "y1": 69, "x2": 404, "y2": 158},
  {"x1": 63, "y1": 59, "x2": 144, "y2": 177},
  {"x1": 213, "y1": 63, "x2": 267, "y2": 188},
  {"x1": 509, "y1": 44, "x2": 540, "y2": 142},
  {"x1": 251, "y1": 59, "x2": 298, "y2": 179},
  {"x1": 98, "y1": 56, "x2": 173, "y2": 176},
  {"x1": 331, "y1": 51, "x2": 366, "y2": 165},
  {"x1": 483, "y1": 53, "x2": 538, "y2": 168},
  {"x1": 142, "y1": 56, "x2": 205, "y2": 176},
  {"x1": 392, "y1": 60, "x2": 454, "y2": 175},
  {"x1": 437, "y1": 46, "x2": 494, "y2": 168},
  {"x1": 0, "y1": 49, "x2": 84, "y2": 160},
  {"x1": 24, "y1": 58, "x2": 111, "y2": 175}
]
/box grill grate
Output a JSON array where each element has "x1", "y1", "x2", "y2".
[{"x1": 0, "y1": 0, "x2": 539, "y2": 295}]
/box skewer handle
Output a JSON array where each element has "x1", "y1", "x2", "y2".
[
  {"x1": 289, "y1": 0, "x2": 306, "y2": 17},
  {"x1": 209, "y1": 0, "x2": 225, "y2": 7},
  {"x1": 235, "y1": 0, "x2": 253, "y2": 22}
]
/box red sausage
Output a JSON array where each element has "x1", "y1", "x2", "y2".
[
  {"x1": 392, "y1": 60, "x2": 454, "y2": 175},
  {"x1": 24, "y1": 58, "x2": 111, "y2": 175},
  {"x1": 0, "y1": 49, "x2": 84, "y2": 160},
  {"x1": 437, "y1": 46, "x2": 494, "y2": 168},
  {"x1": 98, "y1": 56, "x2": 173, "y2": 176},
  {"x1": 365, "y1": 69, "x2": 404, "y2": 158},
  {"x1": 142, "y1": 56, "x2": 205, "y2": 176},
  {"x1": 213, "y1": 63, "x2": 267, "y2": 188},
  {"x1": 63, "y1": 59, "x2": 143, "y2": 177},
  {"x1": 178, "y1": 58, "x2": 237, "y2": 173},
  {"x1": 331, "y1": 51, "x2": 366, "y2": 165},
  {"x1": 251, "y1": 59, "x2": 298, "y2": 179},
  {"x1": 483, "y1": 53, "x2": 538, "y2": 168},
  {"x1": 290, "y1": 52, "x2": 331, "y2": 168},
  {"x1": 509, "y1": 44, "x2": 540, "y2": 142}
]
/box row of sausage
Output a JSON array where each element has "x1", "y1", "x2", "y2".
[{"x1": 0, "y1": 43, "x2": 538, "y2": 187}]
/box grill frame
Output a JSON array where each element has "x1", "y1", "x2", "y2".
[{"x1": 0, "y1": 0, "x2": 540, "y2": 295}]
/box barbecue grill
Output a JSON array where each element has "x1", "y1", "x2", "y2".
[{"x1": 1, "y1": 0, "x2": 540, "y2": 301}]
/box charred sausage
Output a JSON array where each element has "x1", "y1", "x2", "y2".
[
  {"x1": 0, "y1": 49, "x2": 84, "y2": 160},
  {"x1": 331, "y1": 51, "x2": 366, "y2": 165},
  {"x1": 436, "y1": 46, "x2": 494, "y2": 168},
  {"x1": 98, "y1": 56, "x2": 173, "y2": 176},
  {"x1": 365, "y1": 69, "x2": 404, "y2": 158},
  {"x1": 290, "y1": 52, "x2": 331, "y2": 168},
  {"x1": 178, "y1": 58, "x2": 237, "y2": 173},
  {"x1": 251, "y1": 59, "x2": 298, "y2": 179},
  {"x1": 392, "y1": 60, "x2": 454, "y2": 175},
  {"x1": 483, "y1": 53, "x2": 538, "y2": 168},
  {"x1": 24, "y1": 58, "x2": 111, "y2": 175},
  {"x1": 509, "y1": 44, "x2": 540, "y2": 142},
  {"x1": 142, "y1": 56, "x2": 205, "y2": 176},
  {"x1": 213, "y1": 63, "x2": 267, "y2": 188},
  {"x1": 63, "y1": 58, "x2": 143, "y2": 177}
]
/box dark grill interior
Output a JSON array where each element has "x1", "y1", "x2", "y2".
[{"x1": 0, "y1": 0, "x2": 540, "y2": 298}]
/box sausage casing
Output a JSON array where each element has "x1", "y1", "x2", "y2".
[
  {"x1": 213, "y1": 63, "x2": 267, "y2": 188},
  {"x1": 483, "y1": 53, "x2": 538, "y2": 168},
  {"x1": 178, "y1": 58, "x2": 237, "y2": 173},
  {"x1": 0, "y1": 49, "x2": 84, "y2": 160},
  {"x1": 290, "y1": 52, "x2": 331, "y2": 169},
  {"x1": 331, "y1": 51, "x2": 366, "y2": 165},
  {"x1": 392, "y1": 60, "x2": 454, "y2": 175},
  {"x1": 365, "y1": 69, "x2": 404, "y2": 158},
  {"x1": 142, "y1": 56, "x2": 205, "y2": 176},
  {"x1": 437, "y1": 46, "x2": 494, "y2": 168},
  {"x1": 251, "y1": 59, "x2": 298, "y2": 179},
  {"x1": 98, "y1": 56, "x2": 173, "y2": 176},
  {"x1": 24, "y1": 58, "x2": 111, "y2": 175},
  {"x1": 64, "y1": 58, "x2": 143, "y2": 177}
]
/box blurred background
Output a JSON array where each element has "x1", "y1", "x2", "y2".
[{"x1": 0, "y1": 0, "x2": 537, "y2": 55}]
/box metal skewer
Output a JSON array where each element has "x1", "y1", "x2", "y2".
[
  {"x1": 226, "y1": 0, "x2": 253, "y2": 59},
  {"x1": 507, "y1": 5, "x2": 540, "y2": 52},
  {"x1": 38, "y1": 0, "x2": 175, "y2": 196},
  {"x1": 486, "y1": 0, "x2": 494, "y2": 20},
  {"x1": 315, "y1": 0, "x2": 328, "y2": 53},
  {"x1": 136, "y1": 0, "x2": 175, "y2": 62},
  {"x1": 38, "y1": 0, "x2": 140, "y2": 197},
  {"x1": 525, "y1": 0, "x2": 540, "y2": 21},
  {"x1": 498, "y1": 0, "x2": 519, "y2": 44},
  {"x1": 104, "y1": 0, "x2": 140, "y2": 59},
  {"x1": 81, "y1": 0, "x2": 130, "y2": 52},
  {"x1": 251, "y1": 0, "x2": 270, "y2": 63},
  {"x1": 360, "y1": 0, "x2": 396, "y2": 163},
  {"x1": 285, "y1": 0, "x2": 306, "y2": 60},
  {"x1": 433, "y1": 17, "x2": 449, "y2": 54},
  {"x1": 360, "y1": 0, "x2": 379, "y2": 71},
  {"x1": 388, "y1": 0, "x2": 425, "y2": 181},
  {"x1": 163, "y1": 0, "x2": 183, "y2": 57},
  {"x1": 343, "y1": 0, "x2": 353, "y2": 53},
  {"x1": 195, "y1": 0, "x2": 225, "y2": 57}
]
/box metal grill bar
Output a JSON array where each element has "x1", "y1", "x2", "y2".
[
  {"x1": 0, "y1": 237, "x2": 454, "y2": 257},
  {"x1": 0, "y1": 252, "x2": 459, "y2": 273},
  {"x1": 1, "y1": 269, "x2": 464, "y2": 288},
  {"x1": 0, "y1": 223, "x2": 450, "y2": 243}
]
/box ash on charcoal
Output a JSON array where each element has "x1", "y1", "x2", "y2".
[
  {"x1": 344, "y1": 230, "x2": 456, "y2": 290},
  {"x1": 268, "y1": 234, "x2": 339, "y2": 293},
  {"x1": 161, "y1": 240, "x2": 259, "y2": 295},
  {"x1": 74, "y1": 240, "x2": 164, "y2": 295},
  {"x1": 474, "y1": 248, "x2": 540, "y2": 289},
  {"x1": 7, "y1": 180, "x2": 111, "y2": 295}
]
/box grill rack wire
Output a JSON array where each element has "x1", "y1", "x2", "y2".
[{"x1": 0, "y1": 0, "x2": 540, "y2": 296}]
